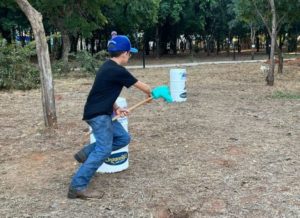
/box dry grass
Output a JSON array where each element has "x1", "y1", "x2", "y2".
[{"x1": 0, "y1": 62, "x2": 299, "y2": 217}]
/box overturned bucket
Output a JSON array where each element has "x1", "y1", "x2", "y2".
[
  {"x1": 170, "y1": 68, "x2": 187, "y2": 102},
  {"x1": 90, "y1": 97, "x2": 129, "y2": 173}
]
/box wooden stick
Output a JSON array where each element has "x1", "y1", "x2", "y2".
[{"x1": 112, "y1": 97, "x2": 153, "y2": 121}]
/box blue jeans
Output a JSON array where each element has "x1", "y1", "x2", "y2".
[{"x1": 70, "y1": 115, "x2": 130, "y2": 190}]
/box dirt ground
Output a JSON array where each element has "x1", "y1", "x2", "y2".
[{"x1": 0, "y1": 61, "x2": 299, "y2": 218}]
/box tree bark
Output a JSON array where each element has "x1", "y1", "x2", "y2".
[
  {"x1": 267, "y1": 0, "x2": 276, "y2": 86},
  {"x1": 206, "y1": 38, "x2": 210, "y2": 56},
  {"x1": 277, "y1": 46, "x2": 283, "y2": 74},
  {"x1": 61, "y1": 29, "x2": 70, "y2": 64},
  {"x1": 80, "y1": 35, "x2": 83, "y2": 51},
  {"x1": 70, "y1": 35, "x2": 79, "y2": 53},
  {"x1": 226, "y1": 32, "x2": 231, "y2": 56},
  {"x1": 155, "y1": 25, "x2": 160, "y2": 59},
  {"x1": 15, "y1": 0, "x2": 57, "y2": 127},
  {"x1": 91, "y1": 36, "x2": 95, "y2": 55},
  {"x1": 170, "y1": 37, "x2": 177, "y2": 55},
  {"x1": 256, "y1": 36, "x2": 260, "y2": 52},
  {"x1": 216, "y1": 39, "x2": 220, "y2": 55},
  {"x1": 250, "y1": 24, "x2": 256, "y2": 60}
]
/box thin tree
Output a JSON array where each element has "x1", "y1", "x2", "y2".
[
  {"x1": 268, "y1": 0, "x2": 276, "y2": 85},
  {"x1": 251, "y1": 0, "x2": 300, "y2": 85},
  {"x1": 15, "y1": 0, "x2": 57, "y2": 127},
  {"x1": 232, "y1": 0, "x2": 262, "y2": 60},
  {"x1": 252, "y1": 0, "x2": 277, "y2": 85}
]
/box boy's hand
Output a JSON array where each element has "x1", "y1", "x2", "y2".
[
  {"x1": 146, "y1": 94, "x2": 152, "y2": 103},
  {"x1": 115, "y1": 108, "x2": 129, "y2": 117}
]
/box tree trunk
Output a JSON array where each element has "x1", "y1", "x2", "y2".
[
  {"x1": 216, "y1": 39, "x2": 220, "y2": 55},
  {"x1": 15, "y1": 0, "x2": 57, "y2": 127},
  {"x1": 80, "y1": 35, "x2": 83, "y2": 51},
  {"x1": 171, "y1": 38, "x2": 177, "y2": 55},
  {"x1": 277, "y1": 47, "x2": 283, "y2": 74},
  {"x1": 277, "y1": 37, "x2": 284, "y2": 74},
  {"x1": 206, "y1": 38, "x2": 210, "y2": 56},
  {"x1": 61, "y1": 30, "x2": 70, "y2": 64},
  {"x1": 256, "y1": 36, "x2": 260, "y2": 52},
  {"x1": 70, "y1": 35, "x2": 79, "y2": 53},
  {"x1": 53, "y1": 35, "x2": 62, "y2": 60},
  {"x1": 287, "y1": 33, "x2": 297, "y2": 52},
  {"x1": 267, "y1": 0, "x2": 276, "y2": 86},
  {"x1": 250, "y1": 24, "x2": 256, "y2": 60},
  {"x1": 91, "y1": 37, "x2": 95, "y2": 55},
  {"x1": 226, "y1": 32, "x2": 231, "y2": 56},
  {"x1": 265, "y1": 33, "x2": 270, "y2": 57},
  {"x1": 155, "y1": 25, "x2": 160, "y2": 59},
  {"x1": 187, "y1": 37, "x2": 193, "y2": 55}
]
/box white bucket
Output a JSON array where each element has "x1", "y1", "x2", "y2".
[
  {"x1": 115, "y1": 97, "x2": 128, "y2": 131},
  {"x1": 97, "y1": 145, "x2": 129, "y2": 173},
  {"x1": 170, "y1": 68, "x2": 187, "y2": 102},
  {"x1": 90, "y1": 97, "x2": 129, "y2": 173}
]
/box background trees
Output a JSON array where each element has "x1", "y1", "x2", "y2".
[
  {"x1": 233, "y1": 0, "x2": 262, "y2": 60},
  {"x1": 251, "y1": 0, "x2": 300, "y2": 84},
  {"x1": 0, "y1": 0, "x2": 30, "y2": 43},
  {"x1": 1, "y1": 0, "x2": 299, "y2": 82},
  {"x1": 1, "y1": 0, "x2": 299, "y2": 62},
  {"x1": 31, "y1": 0, "x2": 107, "y2": 64}
]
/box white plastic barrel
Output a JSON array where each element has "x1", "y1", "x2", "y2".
[
  {"x1": 114, "y1": 97, "x2": 128, "y2": 131},
  {"x1": 170, "y1": 68, "x2": 187, "y2": 102},
  {"x1": 90, "y1": 97, "x2": 129, "y2": 173},
  {"x1": 97, "y1": 145, "x2": 129, "y2": 173}
]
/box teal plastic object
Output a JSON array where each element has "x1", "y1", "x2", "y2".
[{"x1": 151, "y1": 85, "x2": 173, "y2": 103}]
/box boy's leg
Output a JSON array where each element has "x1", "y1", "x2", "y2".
[
  {"x1": 112, "y1": 120, "x2": 131, "y2": 151},
  {"x1": 69, "y1": 115, "x2": 113, "y2": 194},
  {"x1": 74, "y1": 120, "x2": 131, "y2": 163},
  {"x1": 74, "y1": 142, "x2": 96, "y2": 163}
]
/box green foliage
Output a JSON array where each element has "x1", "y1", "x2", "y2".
[
  {"x1": 76, "y1": 50, "x2": 108, "y2": 74},
  {"x1": 159, "y1": 0, "x2": 184, "y2": 24},
  {"x1": 0, "y1": 43, "x2": 40, "y2": 90},
  {"x1": 272, "y1": 91, "x2": 300, "y2": 100},
  {"x1": 104, "y1": 0, "x2": 159, "y2": 34},
  {"x1": 234, "y1": 0, "x2": 300, "y2": 32},
  {"x1": 54, "y1": 50, "x2": 107, "y2": 75},
  {"x1": 32, "y1": 0, "x2": 108, "y2": 37},
  {"x1": 202, "y1": 0, "x2": 233, "y2": 40},
  {"x1": 0, "y1": 0, "x2": 30, "y2": 42},
  {"x1": 52, "y1": 60, "x2": 70, "y2": 76},
  {"x1": 232, "y1": 0, "x2": 261, "y2": 25},
  {"x1": 179, "y1": 0, "x2": 209, "y2": 35},
  {"x1": 73, "y1": 51, "x2": 98, "y2": 74}
]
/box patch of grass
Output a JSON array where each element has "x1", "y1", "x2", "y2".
[
  {"x1": 283, "y1": 53, "x2": 300, "y2": 59},
  {"x1": 272, "y1": 91, "x2": 300, "y2": 99}
]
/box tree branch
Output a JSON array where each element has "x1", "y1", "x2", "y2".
[
  {"x1": 276, "y1": 14, "x2": 286, "y2": 33},
  {"x1": 252, "y1": 0, "x2": 271, "y2": 36}
]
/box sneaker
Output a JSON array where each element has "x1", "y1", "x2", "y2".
[
  {"x1": 68, "y1": 187, "x2": 104, "y2": 200},
  {"x1": 74, "y1": 150, "x2": 87, "y2": 163}
]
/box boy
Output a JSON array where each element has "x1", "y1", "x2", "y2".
[{"x1": 68, "y1": 35, "x2": 151, "y2": 199}]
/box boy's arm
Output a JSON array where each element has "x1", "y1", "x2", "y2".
[
  {"x1": 133, "y1": 81, "x2": 151, "y2": 98},
  {"x1": 113, "y1": 81, "x2": 151, "y2": 118}
]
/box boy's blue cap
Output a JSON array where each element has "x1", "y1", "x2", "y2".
[{"x1": 107, "y1": 35, "x2": 138, "y2": 53}]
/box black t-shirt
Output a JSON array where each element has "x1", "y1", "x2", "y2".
[{"x1": 83, "y1": 60, "x2": 138, "y2": 120}]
